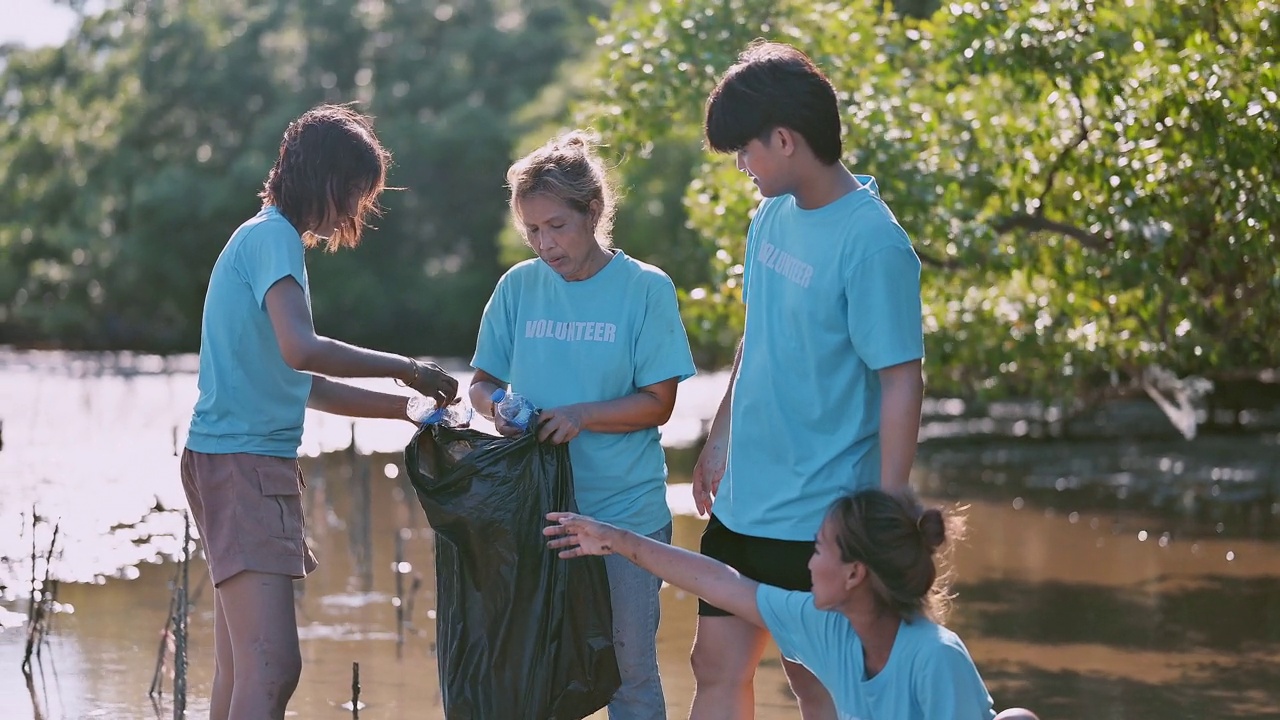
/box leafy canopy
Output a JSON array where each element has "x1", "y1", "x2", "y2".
[{"x1": 578, "y1": 0, "x2": 1279, "y2": 402}]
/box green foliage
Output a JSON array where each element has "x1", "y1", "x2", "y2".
[
  {"x1": 0, "y1": 0, "x2": 604, "y2": 355},
  {"x1": 580, "y1": 0, "x2": 1280, "y2": 399},
  {"x1": 4, "y1": 0, "x2": 1276, "y2": 402}
]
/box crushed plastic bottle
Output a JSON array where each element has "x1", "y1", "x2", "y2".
[
  {"x1": 491, "y1": 388, "x2": 536, "y2": 431},
  {"x1": 407, "y1": 396, "x2": 473, "y2": 427}
]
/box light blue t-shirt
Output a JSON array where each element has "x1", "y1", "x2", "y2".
[
  {"x1": 471, "y1": 250, "x2": 696, "y2": 534},
  {"x1": 187, "y1": 205, "x2": 313, "y2": 458},
  {"x1": 716, "y1": 177, "x2": 924, "y2": 540},
  {"x1": 757, "y1": 586, "x2": 996, "y2": 720}
]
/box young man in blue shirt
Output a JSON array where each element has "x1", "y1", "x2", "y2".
[{"x1": 689, "y1": 41, "x2": 926, "y2": 720}]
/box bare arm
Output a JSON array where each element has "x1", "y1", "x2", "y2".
[
  {"x1": 469, "y1": 368, "x2": 506, "y2": 419},
  {"x1": 545, "y1": 512, "x2": 765, "y2": 627},
  {"x1": 877, "y1": 359, "x2": 923, "y2": 493},
  {"x1": 469, "y1": 368, "x2": 527, "y2": 437},
  {"x1": 704, "y1": 338, "x2": 742, "y2": 448},
  {"x1": 308, "y1": 376, "x2": 413, "y2": 422},
  {"x1": 693, "y1": 338, "x2": 743, "y2": 515},
  {"x1": 264, "y1": 277, "x2": 457, "y2": 405},
  {"x1": 474, "y1": 367, "x2": 681, "y2": 443},
  {"x1": 537, "y1": 378, "x2": 678, "y2": 443},
  {"x1": 575, "y1": 378, "x2": 678, "y2": 432}
]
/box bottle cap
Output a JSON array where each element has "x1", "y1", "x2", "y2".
[{"x1": 491, "y1": 388, "x2": 507, "y2": 403}]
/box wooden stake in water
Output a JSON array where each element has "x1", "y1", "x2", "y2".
[
  {"x1": 394, "y1": 529, "x2": 405, "y2": 658},
  {"x1": 148, "y1": 565, "x2": 180, "y2": 698},
  {"x1": 351, "y1": 662, "x2": 361, "y2": 718},
  {"x1": 22, "y1": 518, "x2": 59, "y2": 678},
  {"x1": 173, "y1": 512, "x2": 191, "y2": 719},
  {"x1": 404, "y1": 573, "x2": 422, "y2": 631},
  {"x1": 27, "y1": 507, "x2": 37, "y2": 626},
  {"x1": 150, "y1": 511, "x2": 194, "y2": 709}
]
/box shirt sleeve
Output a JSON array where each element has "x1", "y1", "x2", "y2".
[
  {"x1": 740, "y1": 199, "x2": 768, "y2": 306},
  {"x1": 241, "y1": 223, "x2": 307, "y2": 310},
  {"x1": 845, "y1": 242, "x2": 924, "y2": 370},
  {"x1": 755, "y1": 584, "x2": 845, "y2": 669},
  {"x1": 633, "y1": 276, "x2": 697, "y2": 388},
  {"x1": 912, "y1": 636, "x2": 997, "y2": 720},
  {"x1": 471, "y1": 274, "x2": 516, "y2": 381}
]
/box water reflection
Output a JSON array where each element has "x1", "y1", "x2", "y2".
[
  {"x1": 0, "y1": 349, "x2": 714, "y2": 597},
  {"x1": 2, "y1": 351, "x2": 1280, "y2": 718},
  {"x1": 3, "y1": 448, "x2": 1277, "y2": 719},
  {"x1": 918, "y1": 434, "x2": 1280, "y2": 541},
  {"x1": 346, "y1": 439, "x2": 376, "y2": 594}
]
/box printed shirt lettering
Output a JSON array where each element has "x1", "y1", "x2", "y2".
[
  {"x1": 525, "y1": 318, "x2": 619, "y2": 343},
  {"x1": 758, "y1": 240, "x2": 814, "y2": 288}
]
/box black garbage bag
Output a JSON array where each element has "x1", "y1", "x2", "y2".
[{"x1": 405, "y1": 422, "x2": 621, "y2": 720}]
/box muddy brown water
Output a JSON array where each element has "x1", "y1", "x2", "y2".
[{"x1": 2, "y1": 351, "x2": 1278, "y2": 719}]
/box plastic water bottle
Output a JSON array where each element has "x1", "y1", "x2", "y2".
[
  {"x1": 407, "y1": 396, "x2": 472, "y2": 427},
  {"x1": 491, "y1": 388, "x2": 535, "y2": 431}
]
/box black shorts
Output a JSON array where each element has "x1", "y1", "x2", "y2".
[{"x1": 697, "y1": 514, "x2": 815, "y2": 616}]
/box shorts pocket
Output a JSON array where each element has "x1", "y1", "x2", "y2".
[{"x1": 256, "y1": 462, "x2": 305, "y2": 555}]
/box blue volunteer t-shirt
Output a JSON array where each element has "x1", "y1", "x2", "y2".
[
  {"x1": 757, "y1": 585, "x2": 996, "y2": 720},
  {"x1": 716, "y1": 176, "x2": 924, "y2": 541},
  {"x1": 471, "y1": 250, "x2": 696, "y2": 535},
  {"x1": 187, "y1": 205, "x2": 313, "y2": 458}
]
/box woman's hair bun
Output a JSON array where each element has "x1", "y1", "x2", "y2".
[{"x1": 918, "y1": 508, "x2": 946, "y2": 552}]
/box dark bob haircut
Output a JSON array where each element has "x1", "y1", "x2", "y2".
[{"x1": 704, "y1": 41, "x2": 843, "y2": 165}]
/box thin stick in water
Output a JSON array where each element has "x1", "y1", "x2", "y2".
[
  {"x1": 173, "y1": 512, "x2": 191, "y2": 720},
  {"x1": 394, "y1": 529, "x2": 405, "y2": 657},
  {"x1": 149, "y1": 563, "x2": 181, "y2": 698},
  {"x1": 351, "y1": 661, "x2": 361, "y2": 718},
  {"x1": 22, "y1": 520, "x2": 59, "y2": 678},
  {"x1": 27, "y1": 507, "x2": 37, "y2": 627}
]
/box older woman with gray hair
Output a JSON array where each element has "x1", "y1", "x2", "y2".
[{"x1": 468, "y1": 131, "x2": 697, "y2": 720}]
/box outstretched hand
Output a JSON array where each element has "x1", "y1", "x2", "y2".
[{"x1": 544, "y1": 512, "x2": 619, "y2": 558}]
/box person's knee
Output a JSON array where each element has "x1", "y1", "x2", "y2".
[
  {"x1": 280, "y1": 645, "x2": 303, "y2": 689},
  {"x1": 994, "y1": 708, "x2": 1039, "y2": 720},
  {"x1": 782, "y1": 661, "x2": 832, "y2": 706},
  {"x1": 690, "y1": 635, "x2": 755, "y2": 686},
  {"x1": 785, "y1": 667, "x2": 827, "y2": 698},
  {"x1": 272, "y1": 641, "x2": 303, "y2": 689},
  {"x1": 235, "y1": 638, "x2": 302, "y2": 692}
]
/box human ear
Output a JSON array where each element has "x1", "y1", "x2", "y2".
[
  {"x1": 845, "y1": 561, "x2": 866, "y2": 591},
  {"x1": 587, "y1": 199, "x2": 603, "y2": 229},
  {"x1": 776, "y1": 127, "x2": 797, "y2": 156}
]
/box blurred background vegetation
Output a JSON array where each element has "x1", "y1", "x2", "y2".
[{"x1": 2, "y1": 0, "x2": 1277, "y2": 411}]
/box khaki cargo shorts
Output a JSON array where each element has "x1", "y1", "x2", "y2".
[{"x1": 180, "y1": 448, "x2": 319, "y2": 586}]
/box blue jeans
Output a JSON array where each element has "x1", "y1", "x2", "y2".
[{"x1": 604, "y1": 522, "x2": 672, "y2": 720}]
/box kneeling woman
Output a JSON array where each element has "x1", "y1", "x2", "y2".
[{"x1": 546, "y1": 489, "x2": 1038, "y2": 720}]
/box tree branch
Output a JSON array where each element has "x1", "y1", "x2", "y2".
[
  {"x1": 1036, "y1": 81, "x2": 1090, "y2": 217},
  {"x1": 991, "y1": 214, "x2": 1112, "y2": 250},
  {"x1": 916, "y1": 247, "x2": 961, "y2": 270}
]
